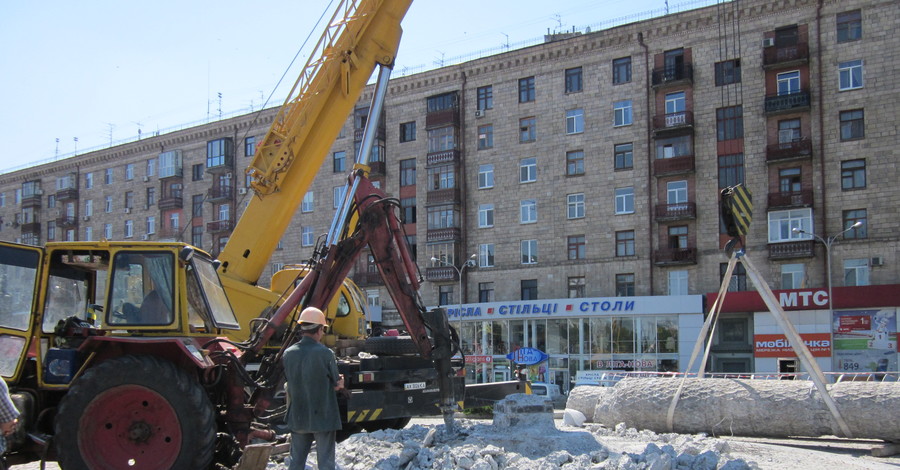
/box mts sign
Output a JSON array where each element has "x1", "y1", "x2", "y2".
[{"x1": 778, "y1": 290, "x2": 829, "y2": 308}]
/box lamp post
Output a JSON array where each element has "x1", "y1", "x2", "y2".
[
  {"x1": 793, "y1": 221, "x2": 862, "y2": 316},
  {"x1": 431, "y1": 254, "x2": 477, "y2": 330}
]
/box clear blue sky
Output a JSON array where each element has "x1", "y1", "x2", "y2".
[{"x1": 0, "y1": 0, "x2": 709, "y2": 173}]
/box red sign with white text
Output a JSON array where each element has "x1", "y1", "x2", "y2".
[
  {"x1": 836, "y1": 315, "x2": 871, "y2": 333},
  {"x1": 464, "y1": 355, "x2": 493, "y2": 364},
  {"x1": 754, "y1": 333, "x2": 832, "y2": 357}
]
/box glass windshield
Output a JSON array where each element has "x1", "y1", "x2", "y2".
[
  {"x1": 191, "y1": 256, "x2": 239, "y2": 330},
  {"x1": 0, "y1": 245, "x2": 39, "y2": 331}
]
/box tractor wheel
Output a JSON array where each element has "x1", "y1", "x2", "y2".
[
  {"x1": 364, "y1": 335, "x2": 420, "y2": 356},
  {"x1": 55, "y1": 355, "x2": 216, "y2": 470}
]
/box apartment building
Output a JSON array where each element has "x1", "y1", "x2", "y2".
[{"x1": 1, "y1": 0, "x2": 897, "y2": 388}]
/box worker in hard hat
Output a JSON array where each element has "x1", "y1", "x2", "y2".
[{"x1": 282, "y1": 307, "x2": 344, "y2": 470}]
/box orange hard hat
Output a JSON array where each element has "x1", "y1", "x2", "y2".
[{"x1": 298, "y1": 307, "x2": 327, "y2": 329}]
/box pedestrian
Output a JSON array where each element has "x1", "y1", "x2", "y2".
[
  {"x1": 283, "y1": 307, "x2": 344, "y2": 470},
  {"x1": 0, "y1": 379, "x2": 19, "y2": 470}
]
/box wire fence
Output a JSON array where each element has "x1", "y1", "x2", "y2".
[{"x1": 580, "y1": 370, "x2": 900, "y2": 386}]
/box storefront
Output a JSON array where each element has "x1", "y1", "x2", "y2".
[
  {"x1": 441, "y1": 295, "x2": 705, "y2": 393},
  {"x1": 707, "y1": 284, "x2": 900, "y2": 375}
]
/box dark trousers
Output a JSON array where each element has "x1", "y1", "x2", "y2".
[{"x1": 289, "y1": 430, "x2": 336, "y2": 470}]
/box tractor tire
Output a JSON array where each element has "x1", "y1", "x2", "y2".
[
  {"x1": 364, "y1": 335, "x2": 420, "y2": 356},
  {"x1": 54, "y1": 355, "x2": 216, "y2": 470}
]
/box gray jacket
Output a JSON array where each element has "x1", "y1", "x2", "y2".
[{"x1": 283, "y1": 335, "x2": 342, "y2": 432}]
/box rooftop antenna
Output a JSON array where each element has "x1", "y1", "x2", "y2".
[
  {"x1": 134, "y1": 121, "x2": 143, "y2": 140},
  {"x1": 55, "y1": 138, "x2": 60, "y2": 159},
  {"x1": 434, "y1": 51, "x2": 445, "y2": 67},
  {"x1": 217, "y1": 92, "x2": 223, "y2": 119},
  {"x1": 73, "y1": 137, "x2": 78, "y2": 155},
  {"x1": 553, "y1": 13, "x2": 563, "y2": 33},
  {"x1": 501, "y1": 32, "x2": 510, "y2": 50},
  {"x1": 107, "y1": 123, "x2": 115, "y2": 145}
]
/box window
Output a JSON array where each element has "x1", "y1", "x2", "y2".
[
  {"x1": 438, "y1": 286, "x2": 452, "y2": 306},
  {"x1": 616, "y1": 274, "x2": 635, "y2": 297},
  {"x1": 399, "y1": 121, "x2": 416, "y2": 143},
  {"x1": 478, "y1": 204, "x2": 494, "y2": 228},
  {"x1": 778, "y1": 118, "x2": 801, "y2": 143},
  {"x1": 104, "y1": 223, "x2": 112, "y2": 239},
  {"x1": 331, "y1": 151, "x2": 347, "y2": 172},
  {"x1": 122, "y1": 164, "x2": 133, "y2": 181},
  {"x1": 426, "y1": 205, "x2": 458, "y2": 229},
  {"x1": 567, "y1": 235, "x2": 585, "y2": 260},
  {"x1": 519, "y1": 117, "x2": 536, "y2": 143},
  {"x1": 146, "y1": 216, "x2": 156, "y2": 234},
  {"x1": 720, "y1": 262, "x2": 748, "y2": 292},
  {"x1": 47, "y1": 194, "x2": 56, "y2": 209},
  {"x1": 668, "y1": 270, "x2": 688, "y2": 295},
  {"x1": 614, "y1": 143, "x2": 633, "y2": 170},
  {"x1": 192, "y1": 164, "x2": 204, "y2": 181},
  {"x1": 105, "y1": 196, "x2": 112, "y2": 213},
  {"x1": 124, "y1": 220, "x2": 133, "y2": 238},
  {"x1": 519, "y1": 157, "x2": 537, "y2": 183},
  {"x1": 158, "y1": 151, "x2": 181, "y2": 178},
  {"x1": 841, "y1": 159, "x2": 866, "y2": 189},
  {"x1": 568, "y1": 277, "x2": 585, "y2": 298},
  {"x1": 427, "y1": 165, "x2": 456, "y2": 190},
  {"x1": 399, "y1": 159, "x2": 416, "y2": 187},
  {"x1": 668, "y1": 226, "x2": 688, "y2": 250},
  {"x1": 301, "y1": 226, "x2": 315, "y2": 247},
  {"x1": 779, "y1": 168, "x2": 802, "y2": 193},
  {"x1": 145, "y1": 188, "x2": 156, "y2": 207},
  {"x1": 567, "y1": 193, "x2": 585, "y2": 219},
  {"x1": 768, "y1": 208, "x2": 812, "y2": 242},
  {"x1": 776, "y1": 71, "x2": 801, "y2": 95},
  {"x1": 521, "y1": 240, "x2": 538, "y2": 264},
  {"x1": 478, "y1": 164, "x2": 494, "y2": 189},
  {"x1": 615, "y1": 187, "x2": 634, "y2": 214},
  {"x1": 714, "y1": 59, "x2": 741, "y2": 86},
  {"x1": 124, "y1": 191, "x2": 134, "y2": 210},
  {"x1": 477, "y1": 124, "x2": 493, "y2": 149},
  {"x1": 565, "y1": 67, "x2": 583, "y2": 93},
  {"x1": 520, "y1": 199, "x2": 537, "y2": 224},
  {"x1": 612, "y1": 57, "x2": 632, "y2": 84},
  {"x1": 476, "y1": 85, "x2": 493, "y2": 110},
  {"x1": 479, "y1": 244, "x2": 495, "y2": 268},
  {"x1": 427, "y1": 126, "x2": 456, "y2": 152},
  {"x1": 665, "y1": 91, "x2": 685, "y2": 114},
  {"x1": 839, "y1": 60, "x2": 863, "y2": 90},
  {"x1": 781, "y1": 264, "x2": 805, "y2": 290},
  {"x1": 844, "y1": 259, "x2": 869, "y2": 286},
  {"x1": 560, "y1": 150, "x2": 585, "y2": 178},
  {"x1": 400, "y1": 197, "x2": 416, "y2": 223},
  {"x1": 840, "y1": 109, "x2": 865, "y2": 140},
  {"x1": 616, "y1": 231, "x2": 635, "y2": 257},
  {"x1": 244, "y1": 136, "x2": 256, "y2": 157},
  {"x1": 333, "y1": 186, "x2": 346, "y2": 209},
  {"x1": 207, "y1": 138, "x2": 232, "y2": 168},
  {"x1": 301, "y1": 191, "x2": 314, "y2": 212},
  {"x1": 836, "y1": 10, "x2": 862, "y2": 43},
  {"x1": 105, "y1": 168, "x2": 113, "y2": 184},
  {"x1": 426, "y1": 92, "x2": 457, "y2": 112},
  {"x1": 718, "y1": 154, "x2": 744, "y2": 189},
  {"x1": 518, "y1": 77, "x2": 535, "y2": 103},
  {"x1": 84, "y1": 226, "x2": 92, "y2": 241},
  {"x1": 171, "y1": 212, "x2": 181, "y2": 229},
  {"x1": 84, "y1": 199, "x2": 93, "y2": 217},
  {"x1": 521, "y1": 279, "x2": 538, "y2": 300},
  {"x1": 192, "y1": 226, "x2": 203, "y2": 248},
  {"x1": 667, "y1": 181, "x2": 688, "y2": 205},
  {"x1": 85, "y1": 172, "x2": 93, "y2": 189},
  {"x1": 478, "y1": 282, "x2": 495, "y2": 302},
  {"x1": 716, "y1": 106, "x2": 743, "y2": 141},
  {"x1": 842, "y1": 209, "x2": 867, "y2": 239},
  {"x1": 566, "y1": 109, "x2": 584, "y2": 134},
  {"x1": 614, "y1": 100, "x2": 632, "y2": 126}
]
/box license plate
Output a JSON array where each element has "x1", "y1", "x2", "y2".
[{"x1": 404, "y1": 382, "x2": 426, "y2": 391}]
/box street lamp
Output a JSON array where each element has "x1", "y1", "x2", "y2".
[
  {"x1": 793, "y1": 221, "x2": 862, "y2": 316},
  {"x1": 431, "y1": 253, "x2": 477, "y2": 329}
]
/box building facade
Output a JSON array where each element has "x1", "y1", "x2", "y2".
[{"x1": 1, "y1": 0, "x2": 897, "y2": 390}]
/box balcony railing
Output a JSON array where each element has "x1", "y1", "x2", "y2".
[
  {"x1": 426, "y1": 227, "x2": 461, "y2": 243},
  {"x1": 56, "y1": 216, "x2": 78, "y2": 228},
  {"x1": 652, "y1": 111, "x2": 694, "y2": 134},
  {"x1": 655, "y1": 202, "x2": 697, "y2": 221},
  {"x1": 426, "y1": 187, "x2": 461, "y2": 205},
  {"x1": 21, "y1": 193, "x2": 42, "y2": 209},
  {"x1": 425, "y1": 107, "x2": 459, "y2": 128},
  {"x1": 351, "y1": 271, "x2": 384, "y2": 286},
  {"x1": 353, "y1": 127, "x2": 386, "y2": 142},
  {"x1": 425, "y1": 266, "x2": 459, "y2": 282},
  {"x1": 767, "y1": 190, "x2": 813, "y2": 209},
  {"x1": 159, "y1": 190, "x2": 184, "y2": 210},
  {"x1": 763, "y1": 42, "x2": 809, "y2": 67},
  {"x1": 651, "y1": 64, "x2": 693, "y2": 86},
  {"x1": 766, "y1": 138, "x2": 812, "y2": 161},
  {"x1": 768, "y1": 240, "x2": 814, "y2": 259},
  {"x1": 764, "y1": 91, "x2": 810, "y2": 114},
  {"x1": 207, "y1": 187, "x2": 233, "y2": 202},
  {"x1": 206, "y1": 220, "x2": 234, "y2": 233},
  {"x1": 653, "y1": 155, "x2": 695, "y2": 176},
  {"x1": 157, "y1": 227, "x2": 183, "y2": 240},
  {"x1": 426, "y1": 149, "x2": 460, "y2": 167},
  {"x1": 654, "y1": 247, "x2": 697, "y2": 265},
  {"x1": 21, "y1": 222, "x2": 41, "y2": 234},
  {"x1": 56, "y1": 188, "x2": 79, "y2": 201},
  {"x1": 368, "y1": 160, "x2": 386, "y2": 176}
]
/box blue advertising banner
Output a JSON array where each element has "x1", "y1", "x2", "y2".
[{"x1": 506, "y1": 347, "x2": 549, "y2": 365}]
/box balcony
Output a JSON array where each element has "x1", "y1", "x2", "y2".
[
  {"x1": 157, "y1": 227, "x2": 183, "y2": 240},
  {"x1": 766, "y1": 138, "x2": 812, "y2": 162},
  {"x1": 21, "y1": 193, "x2": 42, "y2": 209},
  {"x1": 21, "y1": 222, "x2": 41, "y2": 234},
  {"x1": 206, "y1": 220, "x2": 234, "y2": 233},
  {"x1": 651, "y1": 64, "x2": 693, "y2": 87},
  {"x1": 353, "y1": 127, "x2": 386, "y2": 142},
  {"x1": 653, "y1": 155, "x2": 695, "y2": 176},
  {"x1": 655, "y1": 202, "x2": 697, "y2": 221},
  {"x1": 368, "y1": 160, "x2": 386, "y2": 176},
  {"x1": 425, "y1": 266, "x2": 459, "y2": 282},
  {"x1": 768, "y1": 240, "x2": 814, "y2": 259},
  {"x1": 426, "y1": 187, "x2": 460, "y2": 206},
  {"x1": 56, "y1": 188, "x2": 79, "y2": 201},
  {"x1": 56, "y1": 216, "x2": 78, "y2": 228},
  {"x1": 426, "y1": 149, "x2": 460, "y2": 167},
  {"x1": 351, "y1": 271, "x2": 384, "y2": 287},
  {"x1": 207, "y1": 186, "x2": 233, "y2": 202},
  {"x1": 426, "y1": 227, "x2": 461, "y2": 243},
  {"x1": 763, "y1": 42, "x2": 809, "y2": 68},
  {"x1": 767, "y1": 190, "x2": 813, "y2": 209},
  {"x1": 764, "y1": 91, "x2": 810, "y2": 114},
  {"x1": 425, "y1": 107, "x2": 459, "y2": 128},
  {"x1": 654, "y1": 247, "x2": 697, "y2": 265},
  {"x1": 652, "y1": 111, "x2": 694, "y2": 135},
  {"x1": 158, "y1": 190, "x2": 184, "y2": 210}
]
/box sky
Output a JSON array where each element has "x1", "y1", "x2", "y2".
[{"x1": 0, "y1": 0, "x2": 714, "y2": 173}]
